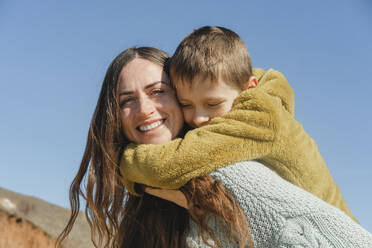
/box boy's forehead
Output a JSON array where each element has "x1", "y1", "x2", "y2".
[
  {"x1": 174, "y1": 76, "x2": 214, "y2": 91},
  {"x1": 174, "y1": 74, "x2": 240, "y2": 90},
  {"x1": 172, "y1": 74, "x2": 219, "y2": 88},
  {"x1": 175, "y1": 77, "x2": 240, "y2": 100}
]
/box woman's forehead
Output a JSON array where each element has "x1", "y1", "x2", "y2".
[{"x1": 118, "y1": 58, "x2": 167, "y2": 90}]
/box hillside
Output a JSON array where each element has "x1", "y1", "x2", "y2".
[{"x1": 0, "y1": 187, "x2": 93, "y2": 248}]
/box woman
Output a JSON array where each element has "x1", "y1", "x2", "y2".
[{"x1": 57, "y1": 47, "x2": 251, "y2": 248}]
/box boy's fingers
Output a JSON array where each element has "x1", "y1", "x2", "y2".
[{"x1": 144, "y1": 187, "x2": 188, "y2": 209}]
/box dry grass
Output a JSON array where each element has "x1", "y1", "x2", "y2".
[{"x1": 0, "y1": 210, "x2": 56, "y2": 248}]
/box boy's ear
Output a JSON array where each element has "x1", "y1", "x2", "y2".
[{"x1": 243, "y1": 76, "x2": 258, "y2": 90}]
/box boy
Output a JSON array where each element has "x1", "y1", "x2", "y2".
[{"x1": 120, "y1": 26, "x2": 356, "y2": 221}]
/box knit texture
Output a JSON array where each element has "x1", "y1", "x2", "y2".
[
  {"x1": 119, "y1": 68, "x2": 356, "y2": 221},
  {"x1": 186, "y1": 161, "x2": 372, "y2": 248},
  {"x1": 187, "y1": 216, "x2": 238, "y2": 248}
]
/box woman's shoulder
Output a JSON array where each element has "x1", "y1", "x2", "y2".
[
  {"x1": 209, "y1": 161, "x2": 372, "y2": 247},
  {"x1": 209, "y1": 160, "x2": 286, "y2": 192}
]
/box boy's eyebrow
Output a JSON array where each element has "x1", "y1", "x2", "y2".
[
  {"x1": 205, "y1": 97, "x2": 226, "y2": 100},
  {"x1": 177, "y1": 96, "x2": 226, "y2": 102},
  {"x1": 119, "y1": 81, "x2": 169, "y2": 96}
]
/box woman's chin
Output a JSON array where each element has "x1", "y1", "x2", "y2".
[
  {"x1": 141, "y1": 134, "x2": 172, "y2": 144},
  {"x1": 137, "y1": 128, "x2": 172, "y2": 144}
]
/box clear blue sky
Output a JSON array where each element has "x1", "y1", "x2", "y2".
[{"x1": 1, "y1": 0, "x2": 371, "y2": 231}]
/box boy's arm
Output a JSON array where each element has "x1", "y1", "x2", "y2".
[
  {"x1": 120, "y1": 69, "x2": 294, "y2": 195},
  {"x1": 120, "y1": 87, "x2": 280, "y2": 195},
  {"x1": 253, "y1": 68, "x2": 294, "y2": 116}
]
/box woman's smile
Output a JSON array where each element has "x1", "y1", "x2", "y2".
[{"x1": 138, "y1": 119, "x2": 165, "y2": 132}]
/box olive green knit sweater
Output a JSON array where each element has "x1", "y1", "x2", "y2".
[{"x1": 119, "y1": 68, "x2": 356, "y2": 222}]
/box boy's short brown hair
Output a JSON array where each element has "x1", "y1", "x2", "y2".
[{"x1": 169, "y1": 26, "x2": 253, "y2": 90}]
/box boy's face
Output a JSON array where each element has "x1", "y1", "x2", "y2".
[{"x1": 175, "y1": 78, "x2": 242, "y2": 128}]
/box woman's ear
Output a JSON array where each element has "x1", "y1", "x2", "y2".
[{"x1": 244, "y1": 76, "x2": 258, "y2": 90}]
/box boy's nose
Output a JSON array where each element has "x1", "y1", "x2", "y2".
[{"x1": 192, "y1": 115, "x2": 210, "y2": 127}]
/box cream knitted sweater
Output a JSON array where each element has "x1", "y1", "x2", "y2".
[{"x1": 186, "y1": 161, "x2": 372, "y2": 248}]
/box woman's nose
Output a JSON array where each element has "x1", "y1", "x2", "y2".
[{"x1": 137, "y1": 96, "x2": 155, "y2": 117}]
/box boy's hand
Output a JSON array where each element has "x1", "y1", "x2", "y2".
[{"x1": 144, "y1": 187, "x2": 188, "y2": 209}]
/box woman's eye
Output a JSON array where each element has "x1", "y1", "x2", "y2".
[
  {"x1": 120, "y1": 98, "x2": 136, "y2": 107},
  {"x1": 151, "y1": 89, "x2": 165, "y2": 95}
]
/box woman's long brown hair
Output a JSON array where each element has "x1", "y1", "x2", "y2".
[{"x1": 56, "y1": 47, "x2": 253, "y2": 248}]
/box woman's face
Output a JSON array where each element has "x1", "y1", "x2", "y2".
[{"x1": 118, "y1": 58, "x2": 184, "y2": 144}]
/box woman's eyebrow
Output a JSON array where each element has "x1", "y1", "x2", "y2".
[
  {"x1": 145, "y1": 81, "x2": 169, "y2": 89},
  {"x1": 119, "y1": 91, "x2": 133, "y2": 96},
  {"x1": 119, "y1": 81, "x2": 168, "y2": 96}
]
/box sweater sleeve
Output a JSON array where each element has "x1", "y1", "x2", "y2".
[
  {"x1": 120, "y1": 87, "x2": 278, "y2": 194},
  {"x1": 209, "y1": 162, "x2": 372, "y2": 248},
  {"x1": 120, "y1": 69, "x2": 292, "y2": 195}
]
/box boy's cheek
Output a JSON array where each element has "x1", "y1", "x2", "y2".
[
  {"x1": 181, "y1": 109, "x2": 193, "y2": 123},
  {"x1": 213, "y1": 103, "x2": 234, "y2": 116}
]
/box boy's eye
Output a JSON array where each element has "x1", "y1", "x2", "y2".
[
  {"x1": 180, "y1": 103, "x2": 191, "y2": 108},
  {"x1": 207, "y1": 102, "x2": 223, "y2": 107}
]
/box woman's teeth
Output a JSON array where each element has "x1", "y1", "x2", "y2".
[{"x1": 138, "y1": 120, "x2": 163, "y2": 131}]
